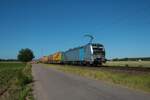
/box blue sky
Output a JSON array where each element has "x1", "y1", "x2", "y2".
[{"x1": 0, "y1": 0, "x2": 150, "y2": 59}]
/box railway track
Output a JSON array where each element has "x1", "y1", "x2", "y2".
[
  {"x1": 47, "y1": 63, "x2": 150, "y2": 74},
  {"x1": 100, "y1": 66, "x2": 150, "y2": 74},
  {"x1": 60, "y1": 64, "x2": 150, "y2": 74}
]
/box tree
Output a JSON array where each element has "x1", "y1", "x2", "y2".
[{"x1": 18, "y1": 48, "x2": 35, "y2": 62}]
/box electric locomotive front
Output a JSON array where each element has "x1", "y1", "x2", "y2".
[{"x1": 90, "y1": 43, "x2": 106, "y2": 65}]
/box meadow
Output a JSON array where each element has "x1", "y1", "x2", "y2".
[
  {"x1": 0, "y1": 62, "x2": 33, "y2": 100},
  {"x1": 104, "y1": 61, "x2": 150, "y2": 67},
  {"x1": 47, "y1": 63, "x2": 150, "y2": 93}
]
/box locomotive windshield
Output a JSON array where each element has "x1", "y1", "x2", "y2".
[{"x1": 92, "y1": 44, "x2": 105, "y2": 54}]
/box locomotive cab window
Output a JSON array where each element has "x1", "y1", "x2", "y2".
[{"x1": 92, "y1": 44, "x2": 104, "y2": 54}]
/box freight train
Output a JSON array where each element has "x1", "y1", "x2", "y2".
[{"x1": 40, "y1": 43, "x2": 106, "y2": 66}]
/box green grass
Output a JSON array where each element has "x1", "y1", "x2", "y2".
[
  {"x1": 0, "y1": 62, "x2": 34, "y2": 100},
  {"x1": 104, "y1": 61, "x2": 150, "y2": 67},
  {"x1": 47, "y1": 64, "x2": 150, "y2": 93}
]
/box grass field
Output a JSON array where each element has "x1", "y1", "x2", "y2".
[
  {"x1": 47, "y1": 64, "x2": 150, "y2": 93},
  {"x1": 104, "y1": 61, "x2": 150, "y2": 67},
  {"x1": 0, "y1": 62, "x2": 33, "y2": 100}
]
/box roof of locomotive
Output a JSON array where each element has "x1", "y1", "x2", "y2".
[{"x1": 65, "y1": 43, "x2": 104, "y2": 52}]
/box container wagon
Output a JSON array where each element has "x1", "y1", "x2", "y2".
[
  {"x1": 48, "y1": 52, "x2": 64, "y2": 64},
  {"x1": 40, "y1": 56, "x2": 49, "y2": 63},
  {"x1": 48, "y1": 55, "x2": 53, "y2": 63}
]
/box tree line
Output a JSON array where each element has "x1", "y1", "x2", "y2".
[
  {"x1": 111, "y1": 57, "x2": 150, "y2": 61},
  {"x1": 0, "y1": 48, "x2": 35, "y2": 62},
  {"x1": 0, "y1": 59, "x2": 18, "y2": 62}
]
